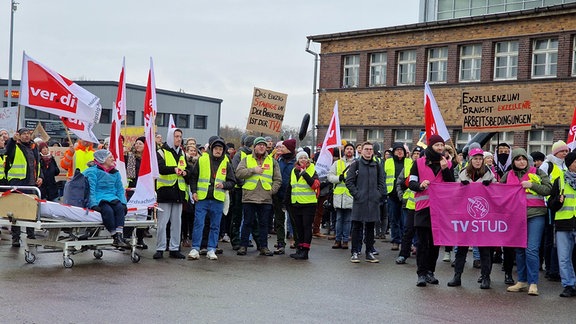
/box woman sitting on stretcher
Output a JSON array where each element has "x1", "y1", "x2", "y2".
[{"x1": 83, "y1": 149, "x2": 130, "y2": 248}]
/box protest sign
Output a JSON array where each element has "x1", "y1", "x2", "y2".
[
  {"x1": 246, "y1": 87, "x2": 287, "y2": 136},
  {"x1": 461, "y1": 89, "x2": 531, "y2": 132}
]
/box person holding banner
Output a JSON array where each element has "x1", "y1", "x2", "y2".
[
  {"x1": 409, "y1": 134, "x2": 454, "y2": 287},
  {"x1": 447, "y1": 147, "x2": 496, "y2": 289},
  {"x1": 502, "y1": 148, "x2": 551, "y2": 296}
]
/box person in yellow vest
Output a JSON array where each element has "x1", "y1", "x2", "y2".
[
  {"x1": 327, "y1": 142, "x2": 355, "y2": 249},
  {"x1": 153, "y1": 128, "x2": 191, "y2": 260},
  {"x1": 187, "y1": 138, "x2": 236, "y2": 261},
  {"x1": 385, "y1": 142, "x2": 413, "y2": 251},
  {"x1": 235, "y1": 136, "x2": 282, "y2": 256},
  {"x1": 548, "y1": 151, "x2": 576, "y2": 297},
  {"x1": 283, "y1": 151, "x2": 319, "y2": 260},
  {"x1": 5, "y1": 128, "x2": 43, "y2": 247},
  {"x1": 539, "y1": 140, "x2": 569, "y2": 283},
  {"x1": 60, "y1": 139, "x2": 95, "y2": 179},
  {"x1": 0, "y1": 134, "x2": 7, "y2": 185}
]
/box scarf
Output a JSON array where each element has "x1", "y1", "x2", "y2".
[
  {"x1": 40, "y1": 152, "x2": 52, "y2": 165},
  {"x1": 95, "y1": 160, "x2": 115, "y2": 173},
  {"x1": 565, "y1": 171, "x2": 576, "y2": 190}
]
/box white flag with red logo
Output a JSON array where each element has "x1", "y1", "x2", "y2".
[
  {"x1": 315, "y1": 101, "x2": 342, "y2": 178},
  {"x1": 60, "y1": 117, "x2": 99, "y2": 143},
  {"x1": 424, "y1": 81, "x2": 450, "y2": 142},
  {"x1": 128, "y1": 58, "x2": 159, "y2": 208},
  {"x1": 19, "y1": 53, "x2": 102, "y2": 125},
  {"x1": 110, "y1": 58, "x2": 128, "y2": 187},
  {"x1": 567, "y1": 106, "x2": 576, "y2": 151}
]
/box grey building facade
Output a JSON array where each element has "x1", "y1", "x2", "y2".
[{"x1": 1, "y1": 79, "x2": 222, "y2": 145}]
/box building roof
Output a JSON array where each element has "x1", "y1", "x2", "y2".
[
  {"x1": 0, "y1": 79, "x2": 222, "y2": 104},
  {"x1": 307, "y1": 3, "x2": 576, "y2": 42}
]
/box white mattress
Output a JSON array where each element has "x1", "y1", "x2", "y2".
[{"x1": 39, "y1": 201, "x2": 149, "y2": 223}]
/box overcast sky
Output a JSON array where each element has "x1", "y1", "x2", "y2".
[{"x1": 0, "y1": 0, "x2": 420, "y2": 129}]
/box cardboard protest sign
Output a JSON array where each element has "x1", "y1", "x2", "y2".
[
  {"x1": 49, "y1": 146, "x2": 69, "y2": 182},
  {"x1": 32, "y1": 122, "x2": 50, "y2": 142},
  {"x1": 461, "y1": 89, "x2": 532, "y2": 132},
  {"x1": 246, "y1": 87, "x2": 287, "y2": 136}
]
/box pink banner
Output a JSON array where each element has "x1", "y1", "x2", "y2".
[{"x1": 429, "y1": 182, "x2": 527, "y2": 248}]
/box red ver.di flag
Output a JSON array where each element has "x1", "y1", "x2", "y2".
[
  {"x1": 429, "y1": 182, "x2": 527, "y2": 248},
  {"x1": 315, "y1": 101, "x2": 342, "y2": 178},
  {"x1": 424, "y1": 81, "x2": 450, "y2": 142},
  {"x1": 19, "y1": 52, "x2": 102, "y2": 125}
]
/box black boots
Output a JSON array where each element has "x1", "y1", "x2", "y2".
[
  {"x1": 112, "y1": 233, "x2": 131, "y2": 248},
  {"x1": 504, "y1": 272, "x2": 515, "y2": 285},
  {"x1": 290, "y1": 248, "x2": 309, "y2": 260},
  {"x1": 480, "y1": 275, "x2": 491, "y2": 289},
  {"x1": 447, "y1": 272, "x2": 462, "y2": 287}
]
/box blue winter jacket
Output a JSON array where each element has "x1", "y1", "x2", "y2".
[{"x1": 83, "y1": 165, "x2": 127, "y2": 208}]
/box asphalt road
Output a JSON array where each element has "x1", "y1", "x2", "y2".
[{"x1": 0, "y1": 231, "x2": 573, "y2": 324}]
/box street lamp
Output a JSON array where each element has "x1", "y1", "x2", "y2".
[
  {"x1": 7, "y1": 1, "x2": 18, "y2": 109},
  {"x1": 305, "y1": 39, "x2": 318, "y2": 148}
]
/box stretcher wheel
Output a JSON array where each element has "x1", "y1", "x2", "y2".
[
  {"x1": 63, "y1": 257, "x2": 74, "y2": 268},
  {"x1": 93, "y1": 250, "x2": 103, "y2": 259},
  {"x1": 24, "y1": 252, "x2": 36, "y2": 264},
  {"x1": 131, "y1": 253, "x2": 141, "y2": 263}
]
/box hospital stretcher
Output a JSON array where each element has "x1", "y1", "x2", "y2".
[{"x1": 0, "y1": 186, "x2": 156, "y2": 268}]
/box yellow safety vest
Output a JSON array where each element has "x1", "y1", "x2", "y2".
[
  {"x1": 384, "y1": 158, "x2": 412, "y2": 194},
  {"x1": 196, "y1": 154, "x2": 228, "y2": 202},
  {"x1": 156, "y1": 149, "x2": 188, "y2": 199},
  {"x1": 333, "y1": 159, "x2": 351, "y2": 197},
  {"x1": 243, "y1": 154, "x2": 273, "y2": 191},
  {"x1": 74, "y1": 149, "x2": 94, "y2": 172},
  {"x1": 0, "y1": 155, "x2": 5, "y2": 180},
  {"x1": 400, "y1": 167, "x2": 416, "y2": 210},
  {"x1": 7, "y1": 145, "x2": 39, "y2": 181},
  {"x1": 290, "y1": 164, "x2": 318, "y2": 204},
  {"x1": 556, "y1": 172, "x2": 576, "y2": 221}
]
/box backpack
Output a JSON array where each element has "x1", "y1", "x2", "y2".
[{"x1": 62, "y1": 168, "x2": 90, "y2": 208}]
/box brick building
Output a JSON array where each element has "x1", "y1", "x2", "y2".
[{"x1": 307, "y1": 3, "x2": 576, "y2": 154}]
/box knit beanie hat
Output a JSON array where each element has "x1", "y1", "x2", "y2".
[
  {"x1": 552, "y1": 140, "x2": 569, "y2": 156},
  {"x1": 296, "y1": 151, "x2": 309, "y2": 161},
  {"x1": 283, "y1": 138, "x2": 296, "y2": 154},
  {"x1": 428, "y1": 135, "x2": 444, "y2": 147},
  {"x1": 94, "y1": 149, "x2": 112, "y2": 164},
  {"x1": 253, "y1": 137, "x2": 267, "y2": 146},
  {"x1": 565, "y1": 152, "x2": 576, "y2": 168}
]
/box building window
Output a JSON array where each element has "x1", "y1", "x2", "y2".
[
  {"x1": 343, "y1": 55, "x2": 360, "y2": 88},
  {"x1": 176, "y1": 114, "x2": 190, "y2": 128},
  {"x1": 194, "y1": 115, "x2": 207, "y2": 129},
  {"x1": 572, "y1": 36, "x2": 576, "y2": 76},
  {"x1": 460, "y1": 44, "x2": 482, "y2": 82},
  {"x1": 494, "y1": 41, "x2": 518, "y2": 80},
  {"x1": 155, "y1": 113, "x2": 168, "y2": 127},
  {"x1": 369, "y1": 53, "x2": 387, "y2": 87},
  {"x1": 100, "y1": 109, "x2": 111, "y2": 124},
  {"x1": 394, "y1": 129, "x2": 413, "y2": 146},
  {"x1": 488, "y1": 132, "x2": 515, "y2": 153},
  {"x1": 528, "y1": 130, "x2": 554, "y2": 154},
  {"x1": 397, "y1": 50, "x2": 416, "y2": 85},
  {"x1": 532, "y1": 38, "x2": 558, "y2": 78},
  {"x1": 454, "y1": 131, "x2": 473, "y2": 150},
  {"x1": 340, "y1": 129, "x2": 356, "y2": 144},
  {"x1": 428, "y1": 47, "x2": 448, "y2": 83},
  {"x1": 126, "y1": 110, "x2": 136, "y2": 126}
]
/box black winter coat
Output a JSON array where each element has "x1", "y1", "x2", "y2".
[{"x1": 345, "y1": 157, "x2": 386, "y2": 223}]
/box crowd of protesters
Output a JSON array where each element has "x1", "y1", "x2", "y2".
[{"x1": 2, "y1": 126, "x2": 576, "y2": 297}]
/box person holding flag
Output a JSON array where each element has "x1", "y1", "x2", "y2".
[{"x1": 409, "y1": 135, "x2": 454, "y2": 287}]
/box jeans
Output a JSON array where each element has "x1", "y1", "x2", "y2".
[
  {"x1": 516, "y1": 215, "x2": 545, "y2": 284},
  {"x1": 556, "y1": 230, "x2": 576, "y2": 287},
  {"x1": 351, "y1": 221, "x2": 375, "y2": 254},
  {"x1": 241, "y1": 203, "x2": 271, "y2": 249},
  {"x1": 156, "y1": 202, "x2": 183, "y2": 252},
  {"x1": 99, "y1": 200, "x2": 125, "y2": 233},
  {"x1": 192, "y1": 199, "x2": 223, "y2": 252},
  {"x1": 387, "y1": 198, "x2": 404, "y2": 244},
  {"x1": 399, "y1": 208, "x2": 416, "y2": 258},
  {"x1": 335, "y1": 208, "x2": 352, "y2": 243}
]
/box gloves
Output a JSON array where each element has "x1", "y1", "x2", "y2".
[
  {"x1": 339, "y1": 174, "x2": 345, "y2": 182},
  {"x1": 461, "y1": 180, "x2": 470, "y2": 185},
  {"x1": 482, "y1": 180, "x2": 491, "y2": 186},
  {"x1": 91, "y1": 206, "x2": 102, "y2": 212}
]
